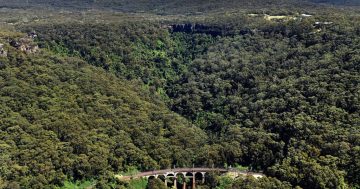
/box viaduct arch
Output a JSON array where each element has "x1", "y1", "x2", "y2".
[{"x1": 118, "y1": 167, "x2": 264, "y2": 189}]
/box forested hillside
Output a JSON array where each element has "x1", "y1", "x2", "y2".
[
  {"x1": 311, "y1": 0, "x2": 360, "y2": 6},
  {"x1": 3, "y1": 0, "x2": 359, "y2": 14},
  {"x1": 1, "y1": 0, "x2": 357, "y2": 14},
  {"x1": 0, "y1": 31, "x2": 210, "y2": 188},
  {"x1": 0, "y1": 1, "x2": 359, "y2": 189},
  {"x1": 0, "y1": 0, "x2": 315, "y2": 13}
]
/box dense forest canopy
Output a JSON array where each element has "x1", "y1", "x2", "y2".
[
  {"x1": 0, "y1": 0, "x2": 344, "y2": 14},
  {"x1": 0, "y1": 0, "x2": 359, "y2": 189},
  {"x1": 311, "y1": 0, "x2": 360, "y2": 6}
]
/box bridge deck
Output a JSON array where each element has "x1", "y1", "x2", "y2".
[
  {"x1": 135, "y1": 168, "x2": 228, "y2": 177},
  {"x1": 117, "y1": 167, "x2": 265, "y2": 180}
]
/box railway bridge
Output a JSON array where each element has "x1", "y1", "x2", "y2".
[{"x1": 117, "y1": 167, "x2": 264, "y2": 189}]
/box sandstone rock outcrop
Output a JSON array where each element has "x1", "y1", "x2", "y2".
[
  {"x1": 9, "y1": 36, "x2": 39, "y2": 54},
  {"x1": 0, "y1": 43, "x2": 7, "y2": 57},
  {"x1": 170, "y1": 23, "x2": 253, "y2": 36}
]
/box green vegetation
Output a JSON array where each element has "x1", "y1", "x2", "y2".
[
  {"x1": 146, "y1": 179, "x2": 166, "y2": 189},
  {"x1": 229, "y1": 177, "x2": 293, "y2": 189},
  {"x1": 119, "y1": 166, "x2": 140, "y2": 176},
  {"x1": 0, "y1": 1, "x2": 359, "y2": 189},
  {"x1": 0, "y1": 32, "x2": 207, "y2": 188},
  {"x1": 127, "y1": 178, "x2": 148, "y2": 189},
  {"x1": 234, "y1": 164, "x2": 249, "y2": 171},
  {"x1": 0, "y1": 0, "x2": 311, "y2": 14},
  {"x1": 59, "y1": 180, "x2": 95, "y2": 189}
]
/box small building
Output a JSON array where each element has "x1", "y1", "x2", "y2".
[
  {"x1": 315, "y1": 21, "x2": 333, "y2": 25},
  {"x1": 248, "y1": 13, "x2": 260, "y2": 17},
  {"x1": 314, "y1": 21, "x2": 333, "y2": 29},
  {"x1": 301, "y1": 14, "x2": 313, "y2": 17},
  {"x1": 264, "y1": 14, "x2": 291, "y2": 21}
]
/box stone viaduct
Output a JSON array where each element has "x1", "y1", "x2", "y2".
[{"x1": 118, "y1": 167, "x2": 264, "y2": 189}]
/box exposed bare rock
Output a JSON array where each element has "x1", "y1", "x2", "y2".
[
  {"x1": 10, "y1": 40, "x2": 21, "y2": 48},
  {"x1": 9, "y1": 36, "x2": 39, "y2": 54},
  {"x1": 170, "y1": 23, "x2": 253, "y2": 36},
  {"x1": 0, "y1": 43, "x2": 7, "y2": 57},
  {"x1": 28, "y1": 31, "x2": 38, "y2": 39}
]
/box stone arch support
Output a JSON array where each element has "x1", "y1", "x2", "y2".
[{"x1": 200, "y1": 172, "x2": 206, "y2": 184}]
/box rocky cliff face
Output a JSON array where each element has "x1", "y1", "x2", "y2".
[
  {"x1": 171, "y1": 23, "x2": 223, "y2": 36},
  {"x1": 9, "y1": 34, "x2": 39, "y2": 54},
  {"x1": 170, "y1": 23, "x2": 253, "y2": 36}
]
